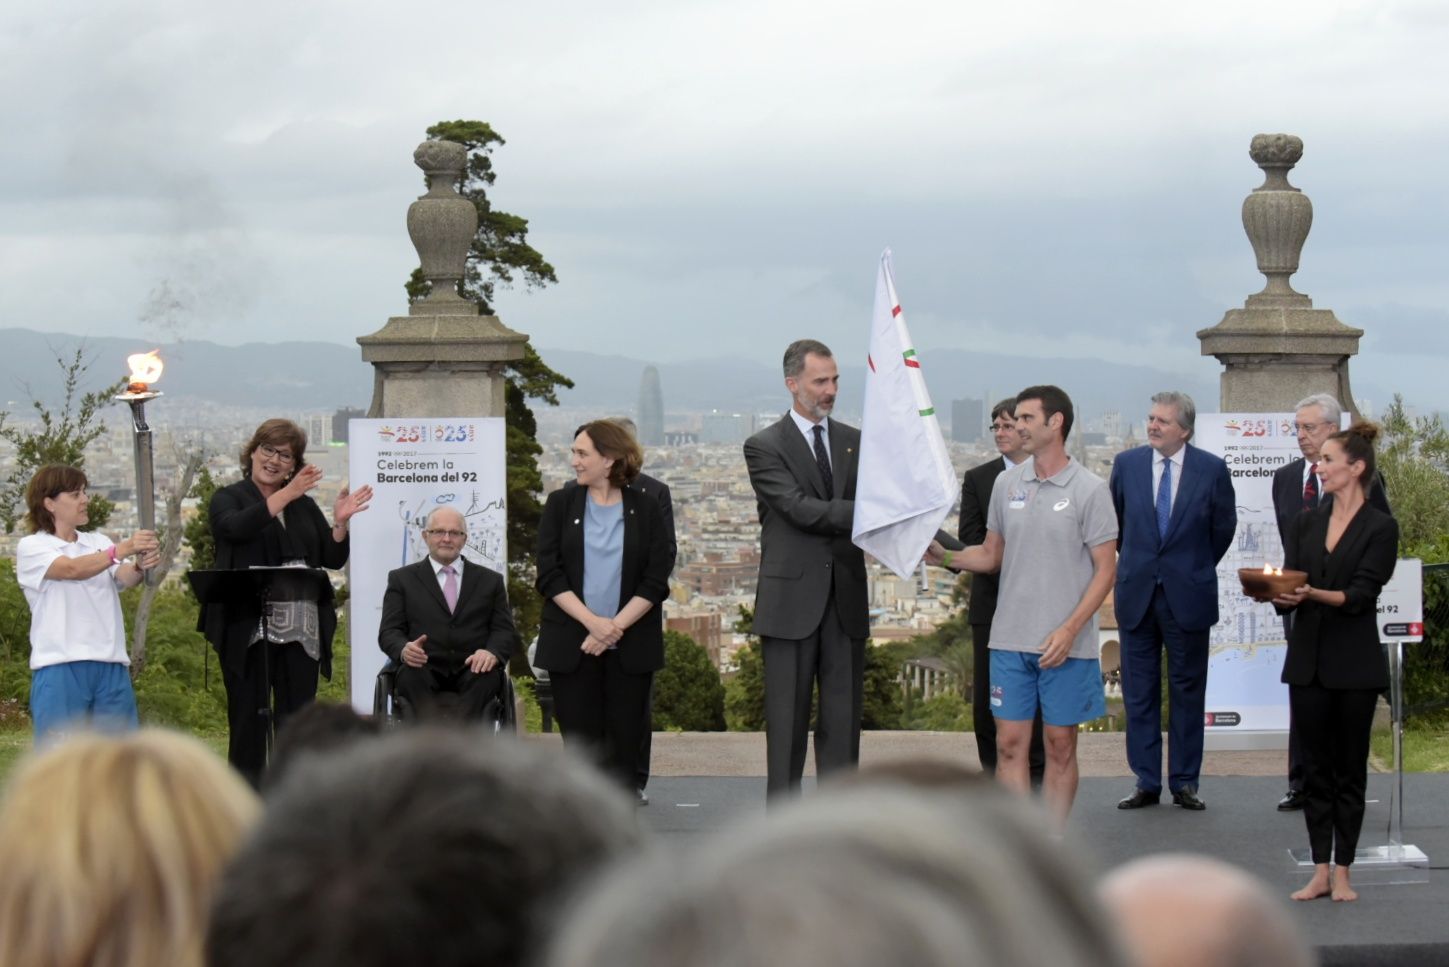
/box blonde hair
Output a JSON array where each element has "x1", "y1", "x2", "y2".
[{"x1": 0, "y1": 730, "x2": 260, "y2": 967}]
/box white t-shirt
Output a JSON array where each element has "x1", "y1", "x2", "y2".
[{"x1": 15, "y1": 531, "x2": 129, "y2": 670}]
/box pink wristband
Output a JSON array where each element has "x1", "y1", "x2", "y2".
[{"x1": 107, "y1": 545, "x2": 118, "y2": 566}]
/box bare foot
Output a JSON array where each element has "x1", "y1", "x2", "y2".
[
  {"x1": 1331, "y1": 867, "x2": 1358, "y2": 902},
  {"x1": 1292, "y1": 866, "x2": 1332, "y2": 901}
]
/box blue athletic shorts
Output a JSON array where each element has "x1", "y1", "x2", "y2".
[
  {"x1": 30, "y1": 661, "x2": 139, "y2": 744},
  {"x1": 989, "y1": 650, "x2": 1106, "y2": 727}
]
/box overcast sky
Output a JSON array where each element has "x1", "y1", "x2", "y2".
[{"x1": 3, "y1": 0, "x2": 1447, "y2": 410}]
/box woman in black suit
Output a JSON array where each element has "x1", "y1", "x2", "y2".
[
  {"x1": 1274, "y1": 421, "x2": 1398, "y2": 903},
  {"x1": 535, "y1": 420, "x2": 674, "y2": 790},
  {"x1": 199, "y1": 418, "x2": 372, "y2": 785}
]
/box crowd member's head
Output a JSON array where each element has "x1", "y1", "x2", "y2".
[
  {"x1": 1293, "y1": 393, "x2": 1342, "y2": 462},
  {"x1": 573, "y1": 419, "x2": 643, "y2": 488},
  {"x1": 1100, "y1": 853, "x2": 1316, "y2": 967},
  {"x1": 24, "y1": 463, "x2": 88, "y2": 534},
  {"x1": 1016, "y1": 384, "x2": 1075, "y2": 452},
  {"x1": 991, "y1": 397, "x2": 1025, "y2": 461},
  {"x1": 263, "y1": 700, "x2": 381, "y2": 794},
  {"x1": 208, "y1": 730, "x2": 639, "y2": 967},
  {"x1": 0, "y1": 730, "x2": 260, "y2": 967},
  {"x1": 240, "y1": 418, "x2": 308, "y2": 480},
  {"x1": 545, "y1": 782, "x2": 1129, "y2": 967}
]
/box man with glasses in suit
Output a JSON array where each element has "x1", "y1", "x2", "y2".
[{"x1": 379, "y1": 506, "x2": 518, "y2": 721}]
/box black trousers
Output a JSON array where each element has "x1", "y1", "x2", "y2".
[
  {"x1": 1283, "y1": 613, "x2": 1305, "y2": 792},
  {"x1": 1289, "y1": 680, "x2": 1379, "y2": 865},
  {"x1": 761, "y1": 596, "x2": 865, "y2": 798},
  {"x1": 636, "y1": 680, "x2": 654, "y2": 790},
  {"x1": 223, "y1": 641, "x2": 318, "y2": 788},
  {"x1": 395, "y1": 661, "x2": 503, "y2": 723},
  {"x1": 550, "y1": 650, "x2": 653, "y2": 790},
  {"x1": 972, "y1": 622, "x2": 1044, "y2": 784}
]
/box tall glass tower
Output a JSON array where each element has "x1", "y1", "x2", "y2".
[{"x1": 637, "y1": 365, "x2": 665, "y2": 446}]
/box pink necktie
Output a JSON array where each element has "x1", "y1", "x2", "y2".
[{"x1": 442, "y1": 565, "x2": 458, "y2": 613}]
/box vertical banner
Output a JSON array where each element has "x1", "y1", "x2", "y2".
[
  {"x1": 347, "y1": 418, "x2": 507, "y2": 711},
  {"x1": 1195, "y1": 413, "x2": 1300, "y2": 736}
]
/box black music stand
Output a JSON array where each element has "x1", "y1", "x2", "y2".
[{"x1": 188, "y1": 566, "x2": 334, "y2": 764}]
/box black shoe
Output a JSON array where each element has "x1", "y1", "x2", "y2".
[
  {"x1": 1172, "y1": 788, "x2": 1206, "y2": 811},
  {"x1": 1117, "y1": 788, "x2": 1161, "y2": 809},
  {"x1": 636, "y1": 788, "x2": 649, "y2": 807},
  {"x1": 1277, "y1": 789, "x2": 1306, "y2": 812}
]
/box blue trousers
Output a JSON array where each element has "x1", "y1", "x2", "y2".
[
  {"x1": 1120, "y1": 585, "x2": 1208, "y2": 794},
  {"x1": 30, "y1": 661, "x2": 139, "y2": 744}
]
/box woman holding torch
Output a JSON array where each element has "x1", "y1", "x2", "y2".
[{"x1": 14, "y1": 465, "x2": 159, "y2": 743}]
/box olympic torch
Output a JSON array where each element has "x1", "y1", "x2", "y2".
[{"x1": 116, "y1": 350, "x2": 163, "y2": 586}]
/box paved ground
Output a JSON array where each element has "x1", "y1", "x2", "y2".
[{"x1": 529, "y1": 730, "x2": 1292, "y2": 778}]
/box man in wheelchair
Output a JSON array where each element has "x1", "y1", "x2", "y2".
[{"x1": 378, "y1": 507, "x2": 517, "y2": 722}]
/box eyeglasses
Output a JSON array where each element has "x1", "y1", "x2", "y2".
[
  {"x1": 991, "y1": 422, "x2": 1016, "y2": 432},
  {"x1": 1294, "y1": 422, "x2": 1328, "y2": 434},
  {"x1": 425, "y1": 529, "x2": 467, "y2": 540},
  {"x1": 258, "y1": 444, "x2": 296, "y2": 464}
]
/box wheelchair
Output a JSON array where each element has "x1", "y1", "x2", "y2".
[{"x1": 373, "y1": 658, "x2": 518, "y2": 734}]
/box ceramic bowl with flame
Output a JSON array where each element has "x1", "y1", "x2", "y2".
[{"x1": 1238, "y1": 567, "x2": 1309, "y2": 603}]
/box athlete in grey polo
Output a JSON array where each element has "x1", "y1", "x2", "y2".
[
  {"x1": 988, "y1": 458, "x2": 1117, "y2": 660},
  {"x1": 928, "y1": 385, "x2": 1117, "y2": 826}
]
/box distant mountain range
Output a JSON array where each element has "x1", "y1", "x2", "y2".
[{"x1": 0, "y1": 328, "x2": 1216, "y2": 425}]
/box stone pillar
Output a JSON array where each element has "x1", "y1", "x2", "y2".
[
  {"x1": 358, "y1": 140, "x2": 528, "y2": 418},
  {"x1": 1197, "y1": 134, "x2": 1363, "y2": 415}
]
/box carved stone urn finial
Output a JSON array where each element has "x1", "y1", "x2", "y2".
[
  {"x1": 1197, "y1": 133, "x2": 1364, "y2": 416},
  {"x1": 407, "y1": 140, "x2": 478, "y2": 315},
  {"x1": 1242, "y1": 133, "x2": 1312, "y2": 306}
]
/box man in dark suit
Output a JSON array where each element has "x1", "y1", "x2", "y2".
[
  {"x1": 1111, "y1": 392, "x2": 1237, "y2": 812},
  {"x1": 960, "y1": 397, "x2": 1045, "y2": 782},
  {"x1": 379, "y1": 507, "x2": 518, "y2": 721},
  {"x1": 1270, "y1": 392, "x2": 1391, "y2": 811},
  {"x1": 744, "y1": 338, "x2": 870, "y2": 798}
]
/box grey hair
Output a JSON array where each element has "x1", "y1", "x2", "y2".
[
  {"x1": 544, "y1": 784, "x2": 1129, "y2": 967},
  {"x1": 783, "y1": 339, "x2": 833, "y2": 379},
  {"x1": 1150, "y1": 391, "x2": 1196, "y2": 439},
  {"x1": 424, "y1": 506, "x2": 465, "y2": 532},
  {"x1": 1294, "y1": 393, "x2": 1342, "y2": 425}
]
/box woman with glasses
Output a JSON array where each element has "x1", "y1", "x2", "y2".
[
  {"x1": 1273, "y1": 421, "x2": 1398, "y2": 903},
  {"x1": 534, "y1": 420, "x2": 675, "y2": 790},
  {"x1": 14, "y1": 465, "x2": 160, "y2": 743},
  {"x1": 199, "y1": 419, "x2": 372, "y2": 785}
]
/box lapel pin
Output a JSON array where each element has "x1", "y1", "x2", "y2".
[{"x1": 573, "y1": 518, "x2": 580, "y2": 525}]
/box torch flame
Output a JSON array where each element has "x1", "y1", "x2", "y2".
[
  {"x1": 1262, "y1": 563, "x2": 1283, "y2": 576},
  {"x1": 126, "y1": 350, "x2": 163, "y2": 389}
]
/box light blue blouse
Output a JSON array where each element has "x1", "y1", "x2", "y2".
[{"x1": 582, "y1": 496, "x2": 624, "y2": 621}]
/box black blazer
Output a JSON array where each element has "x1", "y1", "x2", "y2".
[
  {"x1": 197, "y1": 478, "x2": 348, "y2": 680},
  {"x1": 742, "y1": 415, "x2": 869, "y2": 641},
  {"x1": 378, "y1": 558, "x2": 518, "y2": 668},
  {"x1": 1273, "y1": 457, "x2": 1391, "y2": 553},
  {"x1": 534, "y1": 485, "x2": 675, "y2": 675},
  {"x1": 1279, "y1": 503, "x2": 1398, "y2": 690},
  {"x1": 958, "y1": 456, "x2": 1006, "y2": 625}
]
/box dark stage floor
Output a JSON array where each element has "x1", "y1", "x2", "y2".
[{"x1": 637, "y1": 773, "x2": 1449, "y2": 966}]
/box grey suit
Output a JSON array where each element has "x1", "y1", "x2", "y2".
[{"x1": 744, "y1": 413, "x2": 870, "y2": 796}]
